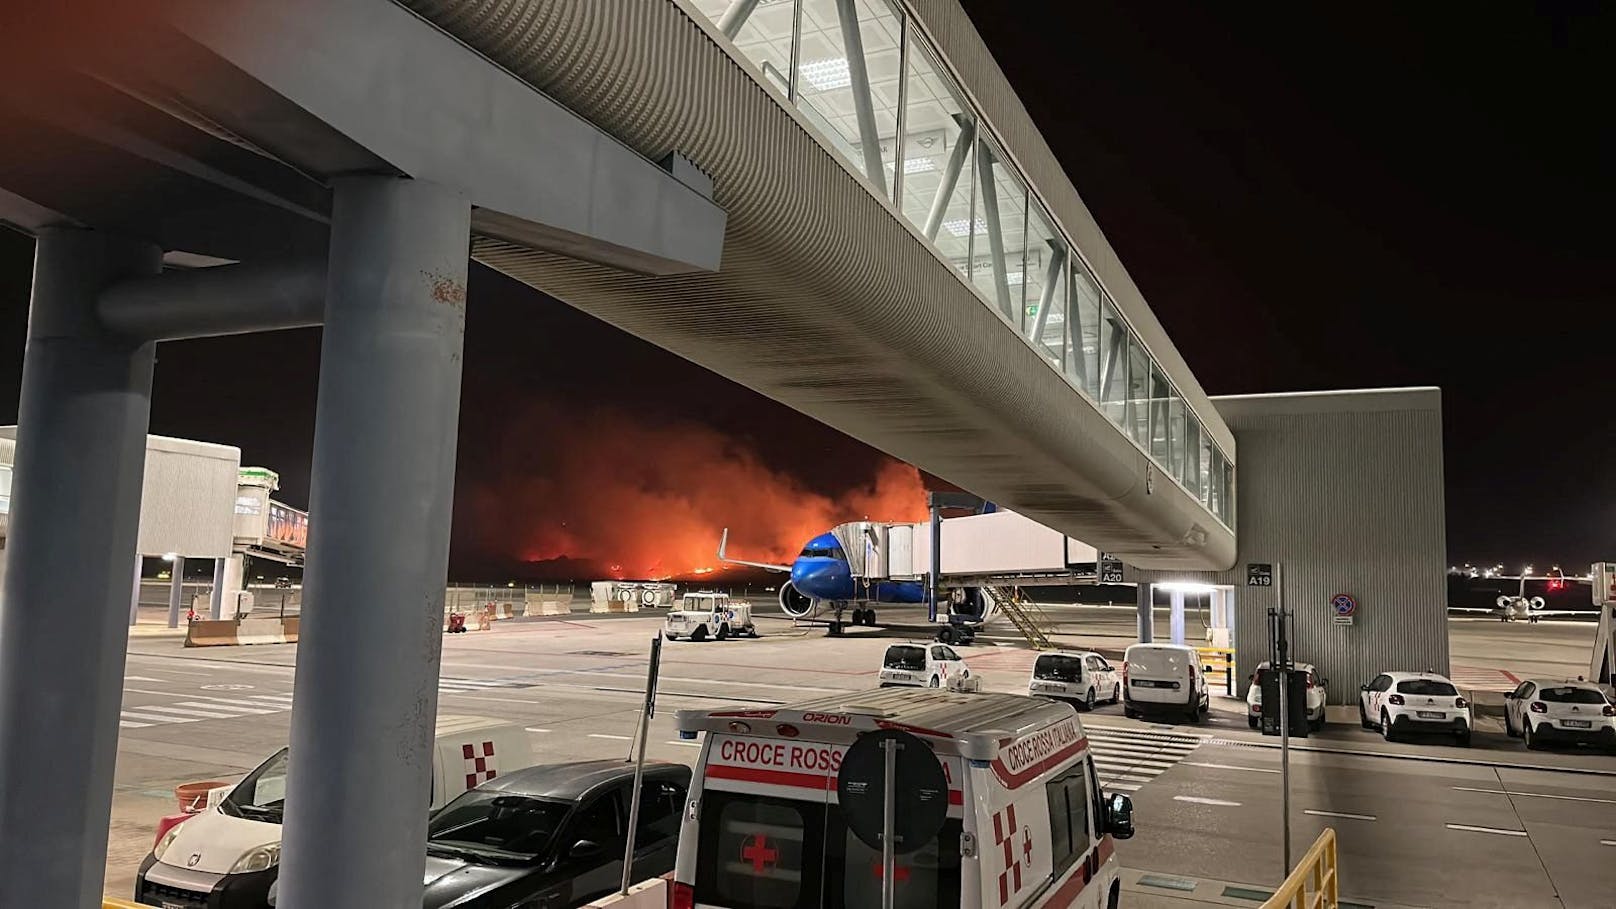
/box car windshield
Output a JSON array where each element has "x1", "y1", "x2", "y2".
[
  {"x1": 427, "y1": 792, "x2": 572, "y2": 863},
  {"x1": 1397, "y1": 679, "x2": 1457, "y2": 696},
  {"x1": 221, "y1": 748, "x2": 288, "y2": 823},
  {"x1": 1034, "y1": 655, "x2": 1084, "y2": 682},
  {"x1": 1539, "y1": 686, "x2": 1607, "y2": 705},
  {"x1": 884, "y1": 646, "x2": 927, "y2": 670}
]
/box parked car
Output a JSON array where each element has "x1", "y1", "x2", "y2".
[
  {"x1": 1503, "y1": 678, "x2": 1616, "y2": 752},
  {"x1": 1027, "y1": 650, "x2": 1121, "y2": 711},
  {"x1": 422, "y1": 760, "x2": 691, "y2": 908},
  {"x1": 1246, "y1": 661, "x2": 1328, "y2": 731},
  {"x1": 1122, "y1": 643, "x2": 1209, "y2": 723},
  {"x1": 664, "y1": 592, "x2": 756, "y2": 641},
  {"x1": 877, "y1": 642, "x2": 970, "y2": 689},
  {"x1": 1359, "y1": 671, "x2": 1471, "y2": 745}
]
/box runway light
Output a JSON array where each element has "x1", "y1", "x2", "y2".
[{"x1": 1154, "y1": 581, "x2": 1218, "y2": 595}]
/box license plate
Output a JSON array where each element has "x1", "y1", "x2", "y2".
[
  {"x1": 1563, "y1": 719, "x2": 1592, "y2": 729},
  {"x1": 163, "y1": 902, "x2": 187, "y2": 909},
  {"x1": 1416, "y1": 710, "x2": 1444, "y2": 719}
]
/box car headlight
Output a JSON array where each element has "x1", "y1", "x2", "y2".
[
  {"x1": 230, "y1": 843, "x2": 281, "y2": 874},
  {"x1": 152, "y1": 824, "x2": 184, "y2": 862}
]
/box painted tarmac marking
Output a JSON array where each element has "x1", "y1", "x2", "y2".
[
  {"x1": 1182, "y1": 761, "x2": 1282, "y2": 774},
  {"x1": 1173, "y1": 796, "x2": 1240, "y2": 807},
  {"x1": 588, "y1": 733, "x2": 632, "y2": 741},
  {"x1": 1304, "y1": 809, "x2": 1376, "y2": 821},
  {"x1": 1446, "y1": 823, "x2": 1527, "y2": 837},
  {"x1": 1452, "y1": 786, "x2": 1616, "y2": 805}
]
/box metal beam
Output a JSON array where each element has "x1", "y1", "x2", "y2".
[
  {"x1": 834, "y1": 0, "x2": 888, "y2": 200},
  {"x1": 924, "y1": 116, "x2": 974, "y2": 243},
  {"x1": 1029, "y1": 242, "x2": 1066, "y2": 353},
  {"x1": 976, "y1": 142, "x2": 1014, "y2": 321},
  {"x1": 0, "y1": 228, "x2": 160, "y2": 905},
  {"x1": 98, "y1": 257, "x2": 326, "y2": 341},
  {"x1": 717, "y1": 0, "x2": 762, "y2": 39}
]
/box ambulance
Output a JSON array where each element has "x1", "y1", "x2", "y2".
[{"x1": 670, "y1": 689, "x2": 1136, "y2": 909}]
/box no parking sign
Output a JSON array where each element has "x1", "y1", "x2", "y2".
[{"x1": 1330, "y1": 593, "x2": 1356, "y2": 626}]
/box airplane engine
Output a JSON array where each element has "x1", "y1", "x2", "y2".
[
  {"x1": 778, "y1": 582, "x2": 819, "y2": 619},
  {"x1": 1496, "y1": 595, "x2": 1512, "y2": 609},
  {"x1": 1530, "y1": 596, "x2": 1546, "y2": 610}
]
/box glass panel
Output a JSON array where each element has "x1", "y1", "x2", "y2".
[
  {"x1": 1179, "y1": 410, "x2": 1201, "y2": 498},
  {"x1": 1070, "y1": 262, "x2": 1101, "y2": 399},
  {"x1": 691, "y1": 0, "x2": 797, "y2": 95},
  {"x1": 969, "y1": 136, "x2": 1027, "y2": 323},
  {"x1": 1199, "y1": 431, "x2": 1214, "y2": 506},
  {"x1": 1025, "y1": 204, "x2": 1068, "y2": 364},
  {"x1": 1222, "y1": 457, "x2": 1235, "y2": 525},
  {"x1": 899, "y1": 39, "x2": 973, "y2": 282},
  {"x1": 1149, "y1": 366, "x2": 1171, "y2": 465},
  {"x1": 1127, "y1": 334, "x2": 1149, "y2": 445},
  {"x1": 1208, "y1": 447, "x2": 1224, "y2": 518},
  {"x1": 1098, "y1": 296, "x2": 1129, "y2": 426},
  {"x1": 797, "y1": 0, "x2": 904, "y2": 196},
  {"x1": 1167, "y1": 397, "x2": 1185, "y2": 479}
]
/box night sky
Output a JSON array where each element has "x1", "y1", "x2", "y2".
[{"x1": 0, "y1": 4, "x2": 1610, "y2": 576}]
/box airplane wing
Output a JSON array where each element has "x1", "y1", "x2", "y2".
[
  {"x1": 1527, "y1": 610, "x2": 1593, "y2": 617},
  {"x1": 1447, "y1": 607, "x2": 1498, "y2": 614},
  {"x1": 717, "y1": 528, "x2": 792, "y2": 573}
]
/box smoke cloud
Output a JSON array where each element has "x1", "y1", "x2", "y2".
[{"x1": 459, "y1": 402, "x2": 927, "y2": 579}]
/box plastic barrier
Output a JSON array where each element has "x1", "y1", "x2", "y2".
[
  {"x1": 1198, "y1": 646, "x2": 1236, "y2": 694},
  {"x1": 1261, "y1": 828, "x2": 1338, "y2": 909},
  {"x1": 185, "y1": 617, "x2": 298, "y2": 647},
  {"x1": 184, "y1": 619, "x2": 239, "y2": 647},
  {"x1": 105, "y1": 900, "x2": 147, "y2": 909},
  {"x1": 584, "y1": 878, "x2": 667, "y2": 908}
]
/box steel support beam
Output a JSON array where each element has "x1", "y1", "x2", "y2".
[
  {"x1": 277, "y1": 176, "x2": 469, "y2": 907},
  {"x1": 209, "y1": 558, "x2": 227, "y2": 620},
  {"x1": 129, "y1": 555, "x2": 144, "y2": 625},
  {"x1": 99, "y1": 257, "x2": 326, "y2": 341},
  {"x1": 717, "y1": 0, "x2": 762, "y2": 39},
  {"x1": 835, "y1": 0, "x2": 888, "y2": 200},
  {"x1": 976, "y1": 143, "x2": 1014, "y2": 321},
  {"x1": 1029, "y1": 243, "x2": 1067, "y2": 351},
  {"x1": 0, "y1": 228, "x2": 160, "y2": 907},
  {"x1": 924, "y1": 117, "x2": 974, "y2": 243}
]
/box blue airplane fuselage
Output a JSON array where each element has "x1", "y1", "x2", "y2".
[{"x1": 787, "y1": 532, "x2": 926, "y2": 604}]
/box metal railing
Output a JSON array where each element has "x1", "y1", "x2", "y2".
[
  {"x1": 990, "y1": 586, "x2": 1054, "y2": 650},
  {"x1": 1261, "y1": 828, "x2": 1339, "y2": 909},
  {"x1": 1197, "y1": 646, "x2": 1235, "y2": 695}
]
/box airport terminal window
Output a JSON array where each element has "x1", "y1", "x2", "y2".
[
  {"x1": 796, "y1": 0, "x2": 903, "y2": 198},
  {"x1": 1149, "y1": 366, "x2": 1172, "y2": 465},
  {"x1": 1098, "y1": 297, "x2": 1129, "y2": 426},
  {"x1": 1198, "y1": 433, "x2": 1215, "y2": 506},
  {"x1": 900, "y1": 38, "x2": 975, "y2": 278},
  {"x1": 1127, "y1": 333, "x2": 1150, "y2": 446},
  {"x1": 693, "y1": 0, "x2": 795, "y2": 96},
  {"x1": 1180, "y1": 412, "x2": 1202, "y2": 499},
  {"x1": 1222, "y1": 459, "x2": 1235, "y2": 525},
  {"x1": 1070, "y1": 262, "x2": 1102, "y2": 398},
  {"x1": 0, "y1": 464, "x2": 10, "y2": 514},
  {"x1": 969, "y1": 135, "x2": 1028, "y2": 324},
  {"x1": 1025, "y1": 205, "x2": 1068, "y2": 364}
]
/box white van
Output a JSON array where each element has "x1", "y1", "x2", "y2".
[
  {"x1": 670, "y1": 689, "x2": 1136, "y2": 909},
  {"x1": 666, "y1": 592, "x2": 757, "y2": 642},
  {"x1": 1122, "y1": 643, "x2": 1209, "y2": 723},
  {"x1": 1027, "y1": 651, "x2": 1121, "y2": 711},
  {"x1": 135, "y1": 715, "x2": 531, "y2": 907}
]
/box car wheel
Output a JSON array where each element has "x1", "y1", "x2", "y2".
[
  {"x1": 1359, "y1": 701, "x2": 1373, "y2": 730},
  {"x1": 1380, "y1": 711, "x2": 1395, "y2": 742},
  {"x1": 1524, "y1": 723, "x2": 1542, "y2": 751},
  {"x1": 865, "y1": 608, "x2": 877, "y2": 626},
  {"x1": 748, "y1": 627, "x2": 760, "y2": 638},
  {"x1": 1248, "y1": 715, "x2": 1259, "y2": 730},
  {"x1": 1456, "y1": 729, "x2": 1472, "y2": 747},
  {"x1": 929, "y1": 675, "x2": 941, "y2": 689},
  {"x1": 1112, "y1": 684, "x2": 1122, "y2": 704},
  {"x1": 1185, "y1": 700, "x2": 1202, "y2": 724},
  {"x1": 1504, "y1": 710, "x2": 1516, "y2": 738},
  {"x1": 690, "y1": 626, "x2": 707, "y2": 643},
  {"x1": 665, "y1": 633, "x2": 678, "y2": 641},
  {"x1": 1084, "y1": 688, "x2": 1097, "y2": 712},
  {"x1": 716, "y1": 623, "x2": 730, "y2": 641},
  {"x1": 1124, "y1": 707, "x2": 1140, "y2": 720}
]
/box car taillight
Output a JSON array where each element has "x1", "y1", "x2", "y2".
[
  {"x1": 1122, "y1": 662, "x2": 1129, "y2": 683},
  {"x1": 1305, "y1": 677, "x2": 1315, "y2": 690},
  {"x1": 1454, "y1": 697, "x2": 1467, "y2": 709},
  {"x1": 1603, "y1": 705, "x2": 1616, "y2": 717},
  {"x1": 1388, "y1": 694, "x2": 1404, "y2": 706},
  {"x1": 1529, "y1": 701, "x2": 1547, "y2": 714},
  {"x1": 671, "y1": 881, "x2": 695, "y2": 909}
]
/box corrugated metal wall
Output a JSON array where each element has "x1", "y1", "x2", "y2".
[{"x1": 1138, "y1": 389, "x2": 1448, "y2": 704}]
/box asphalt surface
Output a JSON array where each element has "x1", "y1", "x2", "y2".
[{"x1": 108, "y1": 606, "x2": 1616, "y2": 906}]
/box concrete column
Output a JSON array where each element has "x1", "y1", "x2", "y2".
[
  {"x1": 277, "y1": 177, "x2": 469, "y2": 908},
  {"x1": 0, "y1": 228, "x2": 160, "y2": 906},
  {"x1": 1135, "y1": 582, "x2": 1153, "y2": 644},
  {"x1": 209, "y1": 557, "x2": 226, "y2": 620},
  {"x1": 166, "y1": 555, "x2": 186, "y2": 627},
  {"x1": 130, "y1": 555, "x2": 144, "y2": 625},
  {"x1": 1170, "y1": 590, "x2": 1186, "y2": 645}
]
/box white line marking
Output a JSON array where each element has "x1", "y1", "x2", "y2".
[
  {"x1": 1173, "y1": 796, "x2": 1241, "y2": 807},
  {"x1": 666, "y1": 741, "x2": 702, "y2": 747},
  {"x1": 1106, "y1": 782, "x2": 1141, "y2": 791},
  {"x1": 1183, "y1": 761, "x2": 1281, "y2": 774},
  {"x1": 249, "y1": 694, "x2": 295, "y2": 703},
  {"x1": 119, "y1": 711, "x2": 197, "y2": 724},
  {"x1": 125, "y1": 676, "x2": 164, "y2": 682},
  {"x1": 587, "y1": 733, "x2": 631, "y2": 741},
  {"x1": 176, "y1": 701, "x2": 280, "y2": 715},
  {"x1": 1446, "y1": 823, "x2": 1527, "y2": 837},
  {"x1": 135, "y1": 705, "x2": 244, "y2": 719},
  {"x1": 192, "y1": 697, "x2": 290, "y2": 710},
  {"x1": 1452, "y1": 786, "x2": 1616, "y2": 805},
  {"x1": 1090, "y1": 757, "x2": 1176, "y2": 771},
  {"x1": 1305, "y1": 809, "x2": 1376, "y2": 821},
  {"x1": 119, "y1": 720, "x2": 152, "y2": 728},
  {"x1": 524, "y1": 727, "x2": 551, "y2": 733},
  {"x1": 1601, "y1": 840, "x2": 1616, "y2": 847}
]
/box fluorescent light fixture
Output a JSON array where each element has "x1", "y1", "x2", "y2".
[
  {"x1": 902, "y1": 157, "x2": 937, "y2": 175},
  {"x1": 161, "y1": 552, "x2": 178, "y2": 562},
  {"x1": 799, "y1": 57, "x2": 851, "y2": 91},
  {"x1": 1153, "y1": 581, "x2": 1218, "y2": 594},
  {"x1": 942, "y1": 216, "x2": 986, "y2": 237}
]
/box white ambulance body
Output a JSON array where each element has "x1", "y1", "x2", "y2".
[{"x1": 671, "y1": 689, "x2": 1135, "y2": 909}]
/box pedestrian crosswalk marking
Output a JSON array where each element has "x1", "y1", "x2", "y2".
[
  {"x1": 121, "y1": 692, "x2": 297, "y2": 729},
  {"x1": 438, "y1": 676, "x2": 539, "y2": 693},
  {"x1": 1084, "y1": 724, "x2": 1204, "y2": 792}
]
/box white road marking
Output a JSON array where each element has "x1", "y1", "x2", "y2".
[
  {"x1": 588, "y1": 733, "x2": 632, "y2": 741},
  {"x1": 1182, "y1": 761, "x2": 1281, "y2": 774},
  {"x1": 135, "y1": 705, "x2": 243, "y2": 719},
  {"x1": 125, "y1": 676, "x2": 164, "y2": 682},
  {"x1": 1173, "y1": 796, "x2": 1240, "y2": 807},
  {"x1": 1106, "y1": 782, "x2": 1141, "y2": 792},
  {"x1": 1452, "y1": 786, "x2": 1616, "y2": 805},
  {"x1": 119, "y1": 711, "x2": 198, "y2": 724},
  {"x1": 1305, "y1": 809, "x2": 1375, "y2": 821},
  {"x1": 524, "y1": 728, "x2": 551, "y2": 733},
  {"x1": 1601, "y1": 840, "x2": 1616, "y2": 847},
  {"x1": 119, "y1": 720, "x2": 152, "y2": 728},
  {"x1": 667, "y1": 741, "x2": 702, "y2": 747},
  {"x1": 249, "y1": 694, "x2": 295, "y2": 703},
  {"x1": 1446, "y1": 823, "x2": 1527, "y2": 837},
  {"x1": 175, "y1": 700, "x2": 281, "y2": 715}
]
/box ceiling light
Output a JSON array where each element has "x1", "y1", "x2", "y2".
[
  {"x1": 942, "y1": 216, "x2": 986, "y2": 237},
  {"x1": 799, "y1": 58, "x2": 851, "y2": 91},
  {"x1": 902, "y1": 157, "x2": 937, "y2": 175},
  {"x1": 1154, "y1": 581, "x2": 1218, "y2": 594}
]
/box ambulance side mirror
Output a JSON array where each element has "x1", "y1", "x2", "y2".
[{"x1": 1105, "y1": 793, "x2": 1135, "y2": 840}]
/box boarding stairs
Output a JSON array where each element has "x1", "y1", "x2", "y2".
[{"x1": 986, "y1": 585, "x2": 1056, "y2": 651}]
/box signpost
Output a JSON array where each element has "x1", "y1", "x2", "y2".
[
  {"x1": 619, "y1": 633, "x2": 663, "y2": 895},
  {"x1": 1331, "y1": 593, "x2": 1357, "y2": 626},
  {"x1": 1098, "y1": 553, "x2": 1125, "y2": 584},
  {"x1": 838, "y1": 729, "x2": 948, "y2": 909}
]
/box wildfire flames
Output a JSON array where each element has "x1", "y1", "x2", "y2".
[{"x1": 459, "y1": 403, "x2": 927, "y2": 580}]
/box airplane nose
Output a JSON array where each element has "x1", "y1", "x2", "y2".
[{"x1": 791, "y1": 560, "x2": 847, "y2": 599}]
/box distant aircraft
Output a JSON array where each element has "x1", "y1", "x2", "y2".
[
  {"x1": 1450, "y1": 595, "x2": 1586, "y2": 623},
  {"x1": 717, "y1": 527, "x2": 991, "y2": 632}
]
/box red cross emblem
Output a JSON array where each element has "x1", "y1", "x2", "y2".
[
  {"x1": 741, "y1": 833, "x2": 778, "y2": 873},
  {"x1": 872, "y1": 862, "x2": 912, "y2": 883},
  {"x1": 1022, "y1": 829, "x2": 1033, "y2": 865}
]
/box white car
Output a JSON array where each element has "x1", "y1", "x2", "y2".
[
  {"x1": 878, "y1": 642, "x2": 969, "y2": 689},
  {"x1": 1246, "y1": 661, "x2": 1328, "y2": 731},
  {"x1": 1504, "y1": 678, "x2": 1616, "y2": 752},
  {"x1": 1027, "y1": 650, "x2": 1121, "y2": 711},
  {"x1": 1359, "y1": 671, "x2": 1472, "y2": 745},
  {"x1": 663, "y1": 592, "x2": 756, "y2": 642}
]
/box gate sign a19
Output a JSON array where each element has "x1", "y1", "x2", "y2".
[{"x1": 1330, "y1": 593, "x2": 1356, "y2": 626}]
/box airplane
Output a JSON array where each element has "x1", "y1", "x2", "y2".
[
  {"x1": 1450, "y1": 595, "x2": 1588, "y2": 623},
  {"x1": 717, "y1": 527, "x2": 992, "y2": 639}
]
